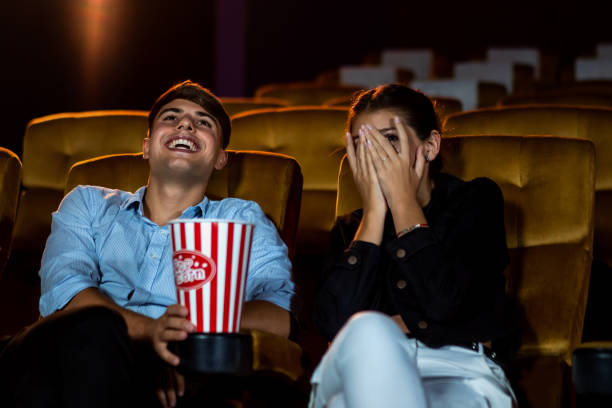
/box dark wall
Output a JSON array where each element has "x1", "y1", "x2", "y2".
[
  {"x1": 0, "y1": 0, "x2": 216, "y2": 157},
  {"x1": 1, "y1": 0, "x2": 610, "y2": 158}
]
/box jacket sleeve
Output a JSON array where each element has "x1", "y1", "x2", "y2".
[
  {"x1": 386, "y1": 177, "x2": 509, "y2": 324},
  {"x1": 312, "y1": 214, "x2": 384, "y2": 340}
]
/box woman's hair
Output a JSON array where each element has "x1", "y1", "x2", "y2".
[
  {"x1": 148, "y1": 80, "x2": 231, "y2": 149},
  {"x1": 347, "y1": 83, "x2": 442, "y2": 174}
]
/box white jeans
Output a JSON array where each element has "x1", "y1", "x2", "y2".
[{"x1": 309, "y1": 312, "x2": 516, "y2": 408}]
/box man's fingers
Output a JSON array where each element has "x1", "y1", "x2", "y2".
[
  {"x1": 175, "y1": 371, "x2": 186, "y2": 397},
  {"x1": 159, "y1": 328, "x2": 190, "y2": 343},
  {"x1": 155, "y1": 343, "x2": 180, "y2": 366},
  {"x1": 166, "y1": 304, "x2": 189, "y2": 317},
  {"x1": 394, "y1": 116, "x2": 410, "y2": 157},
  {"x1": 162, "y1": 316, "x2": 195, "y2": 332},
  {"x1": 157, "y1": 388, "x2": 169, "y2": 408}
]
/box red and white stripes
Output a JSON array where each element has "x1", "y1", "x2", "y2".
[{"x1": 170, "y1": 220, "x2": 254, "y2": 333}]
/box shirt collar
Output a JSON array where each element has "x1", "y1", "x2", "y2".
[{"x1": 120, "y1": 186, "x2": 210, "y2": 218}]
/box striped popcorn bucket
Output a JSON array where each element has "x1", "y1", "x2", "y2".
[{"x1": 169, "y1": 219, "x2": 255, "y2": 333}]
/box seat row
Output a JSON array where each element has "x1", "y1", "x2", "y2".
[
  {"x1": 3, "y1": 102, "x2": 612, "y2": 407},
  {"x1": 0, "y1": 130, "x2": 600, "y2": 407}
]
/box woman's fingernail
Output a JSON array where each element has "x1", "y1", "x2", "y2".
[
  {"x1": 366, "y1": 124, "x2": 373, "y2": 130},
  {"x1": 366, "y1": 138, "x2": 372, "y2": 147},
  {"x1": 394, "y1": 116, "x2": 401, "y2": 123}
]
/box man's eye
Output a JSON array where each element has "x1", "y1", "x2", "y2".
[
  {"x1": 198, "y1": 120, "x2": 212, "y2": 128},
  {"x1": 163, "y1": 114, "x2": 176, "y2": 121}
]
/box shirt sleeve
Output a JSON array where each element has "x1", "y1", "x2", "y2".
[
  {"x1": 39, "y1": 186, "x2": 101, "y2": 316},
  {"x1": 385, "y1": 177, "x2": 509, "y2": 324},
  {"x1": 227, "y1": 200, "x2": 295, "y2": 312},
  {"x1": 312, "y1": 213, "x2": 383, "y2": 340}
]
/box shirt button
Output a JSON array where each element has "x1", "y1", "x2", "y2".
[
  {"x1": 418, "y1": 320, "x2": 428, "y2": 330},
  {"x1": 396, "y1": 248, "x2": 406, "y2": 258},
  {"x1": 150, "y1": 253, "x2": 157, "y2": 259},
  {"x1": 396, "y1": 279, "x2": 407, "y2": 289},
  {"x1": 347, "y1": 255, "x2": 358, "y2": 265}
]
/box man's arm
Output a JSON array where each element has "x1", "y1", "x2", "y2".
[
  {"x1": 241, "y1": 300, "x2": 290, "y2": 338},
  {"x1": 61, "y1": 287, "x2": 195, "y2": 365}
]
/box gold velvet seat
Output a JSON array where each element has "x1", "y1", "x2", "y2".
[
  {"x1": 444, "y1": 105, "x2": 612, "y2": 270},
  {"x1": 500, "y1": 92, "x2": 612, "y2": 108},
  {"x1": 65, "y1": 150, "x2": 304, "y2": 395},
  {"x1": 66, "y1": 151, "x2": 303, "y2": 259},
  {"x1": 230, "y1": 106, "x2": 348, "y2": 254},
  {"x1": 220, "y1": 97, "x2": 289, "y2": 117},
  {"x1": 12, "y1": 110, "x2": 148, "y2": 271},
  {"x1": 0, "y1": 148, "x2": 22, "y2": 278},
  {"x1": 336, "y1": 135, "x2": 596, "y2": 408},
  {"x1": 254, "y1": 82, "x2": 362, "y2": 106},
  {"x1": 324, "y1": 95, "x2": 463, "y2": 121}
]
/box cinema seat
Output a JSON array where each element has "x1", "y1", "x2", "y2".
[
  {"x1": 11, "y1": 110, "x2": 148, "y2": 274},
  {"x1": 337, "y1": 135, "x2": 595, "y2": 408},
  {"x1": 0, "y1": 148, "x2": 22, "y2": 278},
  {"x1": 65, "y1": 151, "x2": 303, "y2": 259},
  {"x1": 444, "y1": 105, "x2": 612, "y2": 270},
  {"x1": 324, "y1": 95, "x2": 462, "y2": 121},
  {"x1": 220, "y1": 97, "x2": 289, "y2": 117},
  {"x1": 254, "y1": 82, "x2": 362, "y2": 106},
  {"x1": 65, "y1": 150, "x2": 304, "y2": 404},
  {"x1": 501, "y1": 91, "x2": 612, "y2": 108},
  {"x1": 229, "y1": 106, "x2": 348, "y2": 254}
]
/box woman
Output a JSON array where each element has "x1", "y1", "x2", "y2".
[{"x1": 310, "y1": 84, "x2": 520, "y2": 408}]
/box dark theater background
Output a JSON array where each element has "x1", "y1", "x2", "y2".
[
  {"x1": 0, "y1": 0, "x2": 609, "y2": 157},
  {"x1": 1, "y1": 1, "x2": 612, "y2": 405}
]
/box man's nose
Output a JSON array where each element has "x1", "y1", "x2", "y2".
[{"x1": 177, "y1": 117, "x2": 194, "y2": 131}]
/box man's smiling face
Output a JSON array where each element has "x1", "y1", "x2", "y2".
[{"x1": 143, "y1": 98, "x2": 227, "y2": 182}]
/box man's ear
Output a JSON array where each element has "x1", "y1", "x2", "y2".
[
  {"x1": 142, "y1": 137, "x2": 150, "y2": 159},
  {"x1": 424, "y1": 130, "x2": 441, "y2": 161},
  {"x1": 214, "y1": 150, "x2": 228, "y2": 170}
]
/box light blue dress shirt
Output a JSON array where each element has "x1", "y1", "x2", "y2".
[{"x1": 39, "y1": 185, "x2": 295, "y2": 318}]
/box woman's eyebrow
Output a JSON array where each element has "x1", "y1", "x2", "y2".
[{"x1": 379, "y1": 127, "x2": 396, "y2": 132}]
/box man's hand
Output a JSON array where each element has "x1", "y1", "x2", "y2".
[
  {"x1": 156, "y1": 366, "x2": 185, "y2": 408},
  {"x1": 147, "y1": 304, "x2": 195, "y2": 366}
]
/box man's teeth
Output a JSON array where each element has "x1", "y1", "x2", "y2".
[{"x1": 168, "y1": 138, "x2": 197, "y2": 151}]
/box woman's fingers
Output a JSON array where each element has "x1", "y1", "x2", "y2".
[
  {"x1": 394, "y1": 116, "x2": 410, "y2": 158},
  {"x1": 414, "y1": 144, "x2": 427, "y2": 179},
  {"x1": 345, "y1": 131, "x2": 358, "y2": 175},
  {"x1": 364, "y1": 124, "x2": 396, "y2": 160}
]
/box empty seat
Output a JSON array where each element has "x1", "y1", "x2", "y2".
[
  {"x1": 11, "y1": 111, "x2": 148, "y2": 271},
  {"x1": 444, "y1": 105, "x2": 612, "y2": 269},
  {"x1": 337, "y1": 135, "x2": 596, "y2": 407},
  {"x1": 339, "y1": 66, "x2": 413, "y2": 88},
  {"x1": 410, "y1": 79, "x2": 507, "y2": 110},
  {"x1": 454, "y1": 61, "x2": 535, "y2": 93},
  {"x1": 500, "y1": 91, "x2": 612, "y2": 108},
  {"x1": 230, "y1": 107, "x2": 348, "y2": 253},
  {"x1": 66, "y1": 151, "x2": 303, "y2": 258},
  {"x1": 381, "y1": 49, "x2": 434, "y2": 79},
  {"x1": 220, "y1": 97, "x2": 289, "y2": 117},
  {"x1": 0, "y1": 148, "x2": 22, "y2": 277},
  {"x1": 254, "y1": 82, "x2": 362, "y2": 106}
]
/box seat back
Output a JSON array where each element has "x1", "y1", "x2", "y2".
[
  {"x1": 66, "y1": 151, "x2": 303, "y2": 259},
  {"x1": 220, "y1": 97, "x2": 289, "y2": 117},
  {"x1": 230, "y1": 107, "x2": 348, "y2": 253},
  {"x1": 254, "y1": 82, "x2": 362, "y2": 106},
  {"x1": 337, "y1": 135, "x2": 595, "y2": 408},
  {"x1": 501, "y1": 92, "x2": 612, "y2": 108},
  {"x1": 337, "y1": 135, "x2": 595, "y2": 361},
  {"x1": 444, "y1": 105, "x2": 612, "y2": 268},
  {"x1": 0, "y1": 148, "x2": 22, "y2": 277},
  {"x1": 13, "y1": 111, "x2": 148, "y2": 264}
]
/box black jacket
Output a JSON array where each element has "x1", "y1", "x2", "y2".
[{"x1": 313, "y1": 173, "x2": 521, "y2": 365}]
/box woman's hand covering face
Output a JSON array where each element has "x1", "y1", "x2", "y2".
[
  {"x1": 345, "y1": 130, "x2": 387, "y2": 217},
  {"x1": 361, "y1": 117, "x2": 427, "y2": 209}
]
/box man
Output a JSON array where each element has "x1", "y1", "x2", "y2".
[{"x1": 0, "y1": 81, "x2": 294, "y2": 407}]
